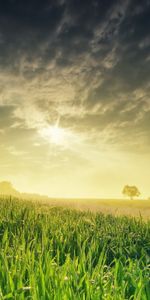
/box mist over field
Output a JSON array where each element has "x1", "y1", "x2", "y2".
[{"x1": 0, "y1": 181, "x2": 150, "y2": 220}]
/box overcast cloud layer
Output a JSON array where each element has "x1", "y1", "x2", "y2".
[{"x1": 0, "y1": 0, "x2": 150, "y2": 197}]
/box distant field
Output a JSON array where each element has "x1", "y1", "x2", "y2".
[
  {"x1": 33, "y1": 198, "x2": 150, "y2": 220},
  {"x1": 1, "y1": 194, "x2": 150, "y2": 219},
  {"x1": 0, "y1": 196, "x2": 149, "y2": 299}
]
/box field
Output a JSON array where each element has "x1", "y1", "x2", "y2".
[
  {"x1": 0, "y1": 197, "x2": 150, "y2": 299},
  {"x1": 37, "y1": 198, "x2": 150, "y2": 220}
]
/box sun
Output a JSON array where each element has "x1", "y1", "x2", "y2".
[
  {"x1": 39, "y1": 122, "x2": 79, "y2": 147},
  {"x1": 48, "y1": 125, "x2": 65, "y2": 145},
  {"x1": 39, "y1": 124, "x2": 67, "y2": 145}
]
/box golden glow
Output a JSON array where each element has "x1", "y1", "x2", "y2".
[
  {"x1": 1, "y1": 117, "x2": 150, "y2": 198},
  {"x1": 39, "y1": 125, "x2": 70, "y2": 145},
  {"x1": 40, "y1": 125, "x2": 65, "y2": 145}
]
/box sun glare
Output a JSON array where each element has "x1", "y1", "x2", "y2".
[
  {"x1": 39, "y1": 123, "x2": 82, "y2": 149},
  {"x1": 39, "y1": 125, "x2": 68, "y2": 145}
]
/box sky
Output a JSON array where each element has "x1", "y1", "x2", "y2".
[{"x1": 0, "y1": 0, "x2": 150, "y2": 198}]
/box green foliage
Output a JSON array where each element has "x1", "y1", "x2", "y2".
[
  {"x1": 122, "y1": 185, "x2": 141, "y2": 200},
  {"x1": 0, "y1": 197, "x2": 149, "y2": 299}
]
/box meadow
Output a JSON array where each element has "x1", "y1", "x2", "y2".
[
  {"x1": 39, "y1": 198, "x2": 150, "y2": 220},
  {"x1": 0, "y1": 197, "x2": 149, "y2": 299}
]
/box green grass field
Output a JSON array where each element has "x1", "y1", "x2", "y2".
[{"x1": 0, "y1": 197, "x2": 150, "y2": 299}]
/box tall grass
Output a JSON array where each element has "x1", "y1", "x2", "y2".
[{"x1": 0, "y1": 197, "x2": 149, "y2": 299}]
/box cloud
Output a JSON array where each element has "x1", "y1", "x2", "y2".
[
  {"x1": 0, "y1": 105, "x2": 17, "y2": 128},
  {"x1": 0, "y1": 0, "x2": 149, "y2": 157}
]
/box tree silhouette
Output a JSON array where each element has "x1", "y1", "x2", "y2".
[
  {"x1": 0, "y1": 181, "x2": 19, "y2": 196},
  {"x1": 122, "y1": 185, "x2": 140, "y2": 200}
]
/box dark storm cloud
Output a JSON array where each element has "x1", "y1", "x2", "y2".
[
  {"x1": 0, "y1": 0, "x2": 123, "y2": 72},
  {"x1": 0, "y1": 0, "x2": 149, "y2": 70},
  {"x1": 113, "y1": 0, "x2": 150, "y2": 89},
  {"x1": 0, "y1": 0, "x2": 65, "y2": 72},
  {"x1": 85, "y1": 0, "x2": 150, "y2": 108}
]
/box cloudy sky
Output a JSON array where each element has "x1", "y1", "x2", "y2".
[{"x1": 0, "y1": 0, "x2": 150, "y2": 198}]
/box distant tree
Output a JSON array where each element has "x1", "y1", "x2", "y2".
[
  {"x1": 122, "y1": 185, "x2": 140, "y2": 200},
  {"x1": 0, "y1": 181, "x2": 19, "y2": 196}
]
